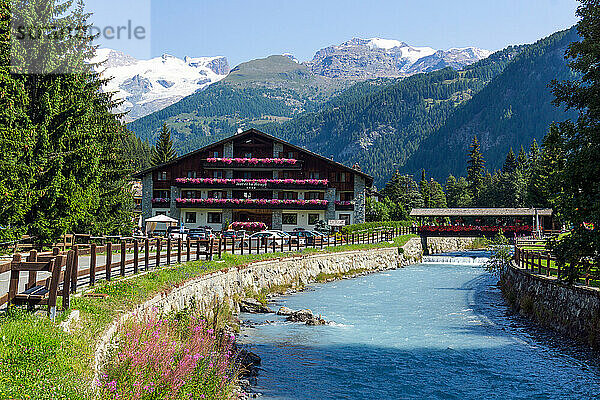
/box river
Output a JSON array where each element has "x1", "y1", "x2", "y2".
[{"x1": 239, "y1": 252, "x2": 600, "y2": 399}]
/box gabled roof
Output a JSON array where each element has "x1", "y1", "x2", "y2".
[
  {"x1": 410, "y1": 208, "x2": 554, "y2": 217},
  {"x1": 133, "y1": 128, "x2": 374, "y2": 184}
]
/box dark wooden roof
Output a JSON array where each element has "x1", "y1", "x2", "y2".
[
  {"x1": 410, "y1": 208, "x2": 554, "y2": 217},
  {"x1": 132, "y1": 128, "x2": 373, "y2": 185}
]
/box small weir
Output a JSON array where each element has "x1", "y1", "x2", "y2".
[{"x1": 422, "y1": 251, "x2": 490, "y2": 265}]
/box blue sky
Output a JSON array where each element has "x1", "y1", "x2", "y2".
[{"x1": 88, "y1": 0, "x2": 580, "y2": 66}]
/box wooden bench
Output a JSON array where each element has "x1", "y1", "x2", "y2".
[{"x1": 7, "y1": 248, "x2": 74, "y2": 319}]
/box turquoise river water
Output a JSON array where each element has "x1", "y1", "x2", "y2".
[{"x1": 239, "y1": 253, "x2": 600, "y2": 400}]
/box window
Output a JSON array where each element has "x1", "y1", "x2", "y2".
[
  {"x1": 183, "y1": 190, "x2": 196, "y2": 199},
  {"x1": 340, "y1": 192, "x2": 354, "y2": 202},
  {"x1": 243, "y1": 192, "x2": 252, "y2": 199},
  {"x1": 243, "y1": 172, "x2": 252, "y2": 179},
  {"x1": 309, "y1": 171, "x2": 320, "y2": 179},
  {"x1": 208, "y1": 191, "x2": 224, "y2": 199},
  {"x1": 213, "y1": 170, "x2": 224, "y2": 179},
  {"x1": 155, "y1": 211, "x2": 167, "y2": 216},
  {"x1": 282, "y1": 191, "x2": 296, "y2": 200},
  {"x1": 340, "y1": 172, "x2": 347, "y2": 182},
  {"x1": 157, "y1": 171, "x2": 168, "y2": 181},
  {"x1": 208, "y1": 212, "x2": 222, "y2": 224},
  {"x1": 244, "y1": 152, "x2": 252, "y2": 158},
  {"x1": 287, "y1": 152, "x2": 294, "y2": 159},
  {"x1": 185, "y1": 212, "x2": 197, "y2": 224},
  {"x1": 153, "y1": 190, "x2": 170, "y2": 199},
  {"x1": 308, "y1": 214, "x2": 320, "y2": 225},
  {"x1": 305, "y1": 192, "x2": 322, "y2": 200},
  {"x1": 282, "y1": 213, "x2": 298, "y2": 225},
  {"x1": 213, "y1": 151, "x2": 220, "y2": 158},
  {"x1": 186, "y1": 170, "x2": 197, "y2": 179},
  {"x1": 340, "y1": 214, "x2": 351, "y2": 226}
]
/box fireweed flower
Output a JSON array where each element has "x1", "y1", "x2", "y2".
[{"x1": 99, "y1": 311, "x2": 241, "y2": 399}]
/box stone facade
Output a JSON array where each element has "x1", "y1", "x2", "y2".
[
  {"x1": 169, "y1": 186, "x2": 181, "y2": 220},
  {"x1": 353, "y1": 175, "x2": 366, "y2": 224},
  {"x1": 222, "y1": 209, "x2": 233, "y2": 230},
  {"x1": 501, "y1": 264, "x2": 600, "y2": 349},
  {"x1": 142, "y1": 174, "x2": 153, "y2": 220},
  {"x1": 272, "y1": 210, "x2": 283, "y2": 230},
  {"x1": 325, "y1": 188, "x2": 336, "y2": 222},
  {"x1": 420, "y1": 236, "x2": 478, "y2": 255}
]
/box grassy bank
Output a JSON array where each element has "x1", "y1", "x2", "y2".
[{"x1": 0, "y1": 235, "x2": 416, "y2": 399}]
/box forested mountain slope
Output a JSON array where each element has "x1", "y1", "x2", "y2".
[
  {"x1": 262, "y1": 45, "x2": 523, "y2": 185},
  {"x1": 402, "y1": 27, "x2": 579, "y2": 180}
]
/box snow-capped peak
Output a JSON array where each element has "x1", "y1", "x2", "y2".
[
  {"x1": 367, "y1": 38, "x2": 404, "y2": 50},
  {"x1": 92, "y1": 48, "x2": 230, "y2": 122}
]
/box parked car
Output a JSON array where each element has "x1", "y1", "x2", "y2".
[
  {"x1": 288, "y1": 230, "x2": 321, "y2": 245},
  {"x1": 167, "y1": 226, "x2": 188, "y2": 240},
  {"x1": 244, "y1": 231, "x2": 289, "y2": 248},
  {"x1": 222, "y1": 230, "x2": 245, "y2": 240},
  {"x1": 188, "y1": 228, "x2": 207, "y2": 240}
]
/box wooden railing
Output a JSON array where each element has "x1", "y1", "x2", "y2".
[
  {"x1": 513, "y1": 246, "x2": 600, "y2": 287},
  {"x1": 1, "y1": 227, "x2": 416, "y2": 312}
]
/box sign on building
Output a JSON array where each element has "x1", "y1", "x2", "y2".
[{"x1": 328, "y1": 220, "x2": 346, "y2": 227}]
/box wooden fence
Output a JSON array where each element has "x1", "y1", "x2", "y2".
[
  {"x1": 513, "y1": 246, "x2": 600, "y2": 287},
  {"x1": 1, "y1": 227, "x2": 416, "y2": 313}
]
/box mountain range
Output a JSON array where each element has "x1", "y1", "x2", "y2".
[
  {"x1": 125, "y1": 29, "x2": 578, "y2": 187},
  {"x1": 92, "y1": 49, "x2": 229, "y2": 122},
  {"x1": 107, "y1": 38, "x2": 488, "y2": 125},
  {"x1": 305, "y1": 38, "x2": 491, "y2": 79}
]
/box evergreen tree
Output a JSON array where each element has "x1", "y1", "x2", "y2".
[
  {"x1": 151, "y1": 123, "x2": 177, "y2": 166},
  {"x1": 419, "y1": 170, "x2": 431, "y2": 207},
  {"x1": 502, "y1": 148, "x2": 518, "y2": 173},
  {"x1": 381, "y1": 172, "x2": 424, "y2": 211},
  {"x1": 445, "y1": 175, "x2": 472, "y2": 208},
  {"x1": 550, "y1": 0, "x2": 600, "y2": 276},
  {"x1": 527, "y1": 124, "x2": 566, "y2": 208},
  {"x1": 466, "y1": 136, "x2": 486, "y2": 203},
  {"x1": 0, "y1": 0, "x2": 134, "y2": 243},
  {"x1": 428, "y1": 179, "x2": 447, "y2": 208},
  {"x1": 517, "y1": 146, "x2": 528, "y2": 170}
]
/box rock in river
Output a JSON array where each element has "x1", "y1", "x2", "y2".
[
  {"x1": 276, "y1": 306, "x2": 295, "y2": 316},
  {"x1": 240, "y1": 298, "x2": 273, "y2": 314}
]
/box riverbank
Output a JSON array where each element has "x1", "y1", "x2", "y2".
[
  {"x1": 238, "y1": 257, "x2": 600, "y2": 400},
  {"x1": 0, "y1": 234, "x2": 482, "y2": 399},
  {"x1": 1, "y1": 235, "x2": 420, "y2": 399},
  {"x1": 500, "y1": 261, "x2": 600, "y2": 349}
]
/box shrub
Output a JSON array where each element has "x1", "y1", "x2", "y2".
[{"x1": 99, "y1": 310, "x2": 240, "y2": 400}]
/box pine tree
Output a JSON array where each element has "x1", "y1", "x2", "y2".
[
  {"x1": 517, "y1": 146, "x2": 528, "y2": 170},
  {"x1": 0, "y1": 0, "x2": 134, "y2": 242},
  {"x1": 151, "y1": 123, "x2": 177, "y2": 166},
  {"x1": 466, "y1": 136, "x2": 486, "y2": 203},
  {"x1": 445, "y1": 175, "x2": 472, "y2": 208},
  {"x1": 419, "y1": 170, "x2": 431, "y2": 208},
  {"x1": 381, "y1": 172, "x2": 424, "y2": 211},
  {"x1": 503, "y1": 148, "x2": 518, "y2": 173},
  {"x1": 428, "y1": 179, "x2": 447, "y2": 208}
]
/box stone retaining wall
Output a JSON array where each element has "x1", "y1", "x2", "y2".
[
  {"x1": 500, "y1": 263, "x2": 600, "y2": 349},
  {"x1": 93, "y1": 236, "x2": 477, "y2": 380},
  {"x1": 136, "y1": 246, "x2": 404, "y2": 317}
]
